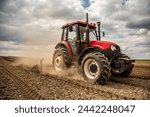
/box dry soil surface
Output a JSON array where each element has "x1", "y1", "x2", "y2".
[{"x1": 0, "y1": 57, "x2": 149, "y2": 100}]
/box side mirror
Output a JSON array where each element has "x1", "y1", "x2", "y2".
[
  {"x1": 69, "y1": 26, "x2": 73, "y2": 32},
  {"x1": 102, "y1": 32, "x2": 105, "y2": 37}
]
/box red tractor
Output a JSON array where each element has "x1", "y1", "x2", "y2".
[{"x1": 53, "y1": 13, "x2": 135, "y2": 84}]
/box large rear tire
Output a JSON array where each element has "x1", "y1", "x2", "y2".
[
  {"x1": 81, "y1": 52, "x2": 110, "y2": 84},
  {"x1": 53, "y1": 47, "x2": 70, "y2": 71}
]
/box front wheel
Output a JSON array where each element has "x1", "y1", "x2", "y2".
[{"x1": 81, "y1": 52, "x2": 110, "y2": 84}]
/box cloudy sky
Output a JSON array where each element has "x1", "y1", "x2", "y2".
[{"x1": 0, "y1": 0, "x2": 150, "y2": 59}]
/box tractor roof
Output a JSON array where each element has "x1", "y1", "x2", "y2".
[{"x1": 62, "y1": 21, "x2": 96, "y2": 29}]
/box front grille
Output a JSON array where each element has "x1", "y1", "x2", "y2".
[{"x1": 104, "y1": 44, "x2": 121, "y2": 59}]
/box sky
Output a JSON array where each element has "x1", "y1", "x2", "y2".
[{"x1": 0, "y1": 0, "x2": 150, "y2": 59}]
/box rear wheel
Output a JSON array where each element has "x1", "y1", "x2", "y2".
[
  {"x1": 81, "y1": 52, "x2": 110, "y2": 84},
  {"x1": 53, "y1": 47, "x2": 70, "y2": 71}
]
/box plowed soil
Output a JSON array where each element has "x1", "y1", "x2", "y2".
[{"x1": 0, "y1": 57, "x2": 149, "y2": 100}]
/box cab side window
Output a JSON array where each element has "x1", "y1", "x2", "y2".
[{"x1": 68, "y1": 25, "x2": 77, "y2": 41}]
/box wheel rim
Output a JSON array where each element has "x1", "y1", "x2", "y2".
[
  {"x1": 84, "y1": 59, "x2": 100, "y2": 79},
  {"x1": 54, "y1": 54, "x2": 63, "y2": 71}
]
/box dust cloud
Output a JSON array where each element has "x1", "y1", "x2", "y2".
[
  {"x1": 13, "y1": 48, "x2": 83, "y2": 81},
  {"x1": 12, "y1": 29, "x2": 83, "y2": 81},
  {"x1": 41, "y1": 64, "x2": 84, "y2": 81},
  {"x1": 14, "y1": 56, "x2": 83, "y2": 81}
]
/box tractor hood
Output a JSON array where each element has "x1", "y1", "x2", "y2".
[
  {"x1": 89, "y1": 40, "x2": 121, "y2": 59},
  {"x1": 89, "y1": 40, "x2": 118, "y2": 50}
]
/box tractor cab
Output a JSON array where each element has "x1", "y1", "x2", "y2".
[
  {"x1": 62, "y1": 21, "x2": 98, "y2": 41},
  {"x1": 61, "y1": 21, "x2": 99, "y2": 55}
]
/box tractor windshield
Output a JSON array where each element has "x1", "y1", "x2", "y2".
[{"x1": 79, "y1": 26, "x2": 97, "y2": 42}]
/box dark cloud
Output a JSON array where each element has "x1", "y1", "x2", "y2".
[
  {"x1": 0, "y1": 24, "x2": 24, "y2": 44},
  {"x1": 126, "y1": 18, "x2": 150, "y2": 30},
  {"x1": 0, "y1": 0, "x2": 9, "y2": 11},
  {"x1": 32, "y1": 0, "x2": 84, "y2": 20},
  {"x1": 135, "y1": 41, "x2": 150, "y2": 48}
]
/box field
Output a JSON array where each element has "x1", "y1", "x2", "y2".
[{"x1": 0, "y1": 56, "x2": 150, "y2": 100}]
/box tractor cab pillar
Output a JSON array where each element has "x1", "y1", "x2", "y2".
[{"x1": 62, "y1": 24, "x2": 82, "y2": 56}]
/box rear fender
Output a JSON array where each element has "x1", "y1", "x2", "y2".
[{"x1": 55, "y1": 41, "x2": 73, "y2": 60}]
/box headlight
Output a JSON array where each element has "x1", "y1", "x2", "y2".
[{"x1": 111, "y1": 45, "x2": 117, "y2": 51}]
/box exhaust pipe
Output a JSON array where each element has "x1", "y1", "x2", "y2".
[
  {"x1": 97, "y1": 22, "x2": 101, "y2": 40},
  {"x1": 86, "y1": 13, "x2": 89, "y2": 45}
]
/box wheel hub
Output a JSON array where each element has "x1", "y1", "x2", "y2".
[
  {"x1": 89, "y1": 63, "x2": 98, "y2": 75},
  {"x1": 84, "y1": 59, "x2": 100, "y2": 79},
  {"x1": 54, "y1": 55, "x2": 63, "y2": 70}
]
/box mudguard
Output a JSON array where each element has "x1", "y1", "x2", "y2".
[
  {"x1": 55, "y1": 41, "x2": 73, "y2": 60},
  {"x1": 78, "y1": 47, "x2": 103, "y2": 65}
]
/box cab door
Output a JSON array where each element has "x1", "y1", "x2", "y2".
[{"x1": 64, "y1": 25, "x2": 78, "y2": 56}]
